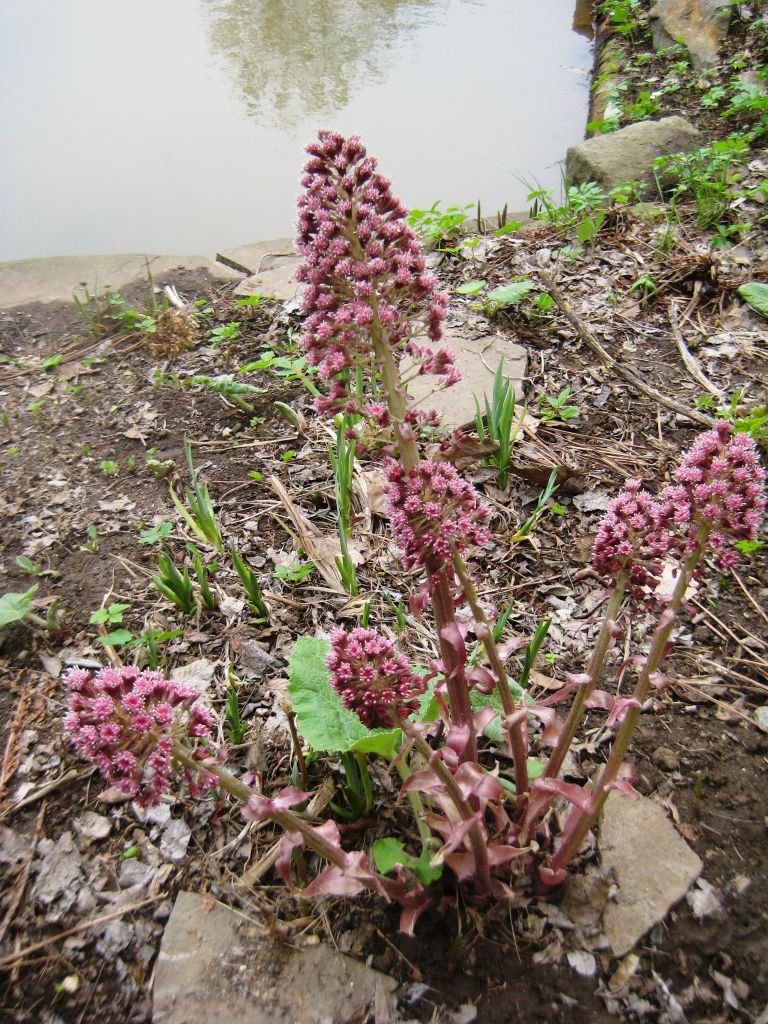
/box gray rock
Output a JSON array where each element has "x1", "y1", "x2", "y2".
[
  {"x1": 402, "y1": 327, "x2": 527, "y2": 430},
  {"x1": 649, "y1": 0, "x2": 731, "y2": 68},
  {"x1": 600, "y1": 792, "x2": 702, "y2": 956},
  {"x1": 72, "y1": 811, "x2": 112, "y2": 844},
  {"x1": 153, "y1": 891, "x2": 396, "y2": 1024},
  {"x1": 32, "y1": 831, "x2": 84, "y2": 914},
  {"x1": 566, "y1": 116, "x2": 702, "y2": 191},
  {"x1": 221, "y1": 238, "x2": 303, "y2": 305}
]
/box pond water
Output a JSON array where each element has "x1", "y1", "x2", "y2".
[{"x1": 0, "y1": 0, "x2": 592, "y2": 262}]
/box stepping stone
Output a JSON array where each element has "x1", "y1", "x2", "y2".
[
  {"x1": 599, "y1": 792, "x2": 702, "y2": 956},
  {"x1": 0, "y1": 253, "x2": 240, "y2": 310},
  {"x1": 219, "y1": 238, "x2": 303, "y2": 305},
  {"x1": 403, "y1": 328, "x2": 527, "y2": 431},
  {"x1": 153, "y1": 891, "x2": 396, "y2": 1024}
]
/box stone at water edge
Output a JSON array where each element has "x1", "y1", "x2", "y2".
[
  {"x1": 566, "y1": 116, "x2": 701, "y2": 192},
  {"x1": 152, "y1": 890, "x2": 397, "y2": 1024},
  {"x1": 649, "y1": 0, "x2": 731, "y2": 69},
  {"x1": 402, "y1": 327, "x2": 528, "y2": 432},
  {"x1": 217, "y1": 238, "x2": 303, "y2": 305},
  {"x1": 599, "y1": 792, "x2": 703, "y2": 957}
]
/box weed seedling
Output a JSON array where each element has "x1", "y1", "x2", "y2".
[
  {"x1": 540, "y1": 387, "x2": 580, "y2": 424},
  {"x1": 152, "y1": 552, "x2": 197, "y2": 615},
  {"x1": 209, "y1": 322, "x2": 241, "y2": 346},
  {"x1": 275, "y1": 562, "x2": 315, "y2": 583},
  {"x1": 474, "y1": 360, "x2": 523, "y2": 490},
  {"x1": 170, "y1": 438, "x2": 224, "y2": 553}
]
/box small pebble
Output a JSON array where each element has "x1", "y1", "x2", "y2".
[{"x1": 651, "y1": 746, "x2": 679, "y2": 771}]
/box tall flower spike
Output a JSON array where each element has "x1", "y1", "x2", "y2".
[
  {"x1": 385, "y1": 458, "x2": 491, "y2": 575},
  {"x1": 327, "y1": 626, "x2": 425, "y2": 729},
  {"x1": 296, "y1": 130, "x2": 455, "y2": 412},
  {"x1": 63, "y1": 666, "x2": 217, "y2": 807},
  {"x1": 657, "y1": 420, "x2": 765, "y2": 568}
]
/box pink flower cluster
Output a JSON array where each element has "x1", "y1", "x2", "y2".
[
  {"x1": 385, "y1": 459, "x2": 491, "y2": 574},
  {"x1": 327, "y1": 627, "x2": 425, "y2": 729},
  {"x1": 63, "y1": 665, "x2": 217, "y2": 806},
  {"x1": 658, "y1": 420, "x2": 765, "y2": 568},
  {"x1": 296, "y1": 130, "x2": 454, "y2": 411},
  {"x1": 591, "y1": 479, "x2": 672, "y2": 591},
  {"x1": 593, "y1": 422, "x2": 765, "y2": 588}
]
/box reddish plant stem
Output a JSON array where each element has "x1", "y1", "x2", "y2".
[
  {"x1": 548, "y1": 528, "x2": 709, "y2": 873},
  {"x1": 172, "y1": 743, "x2": 399, "y2": 898},
  {"x1": 397, "y1": 719, "x2": 492, "y2": 893},
  {"x1": 451, "y1": 547, "x2": 528, "y2": 804},
  {"x1": 542, "y1": 581, "x2": 627, "y2": 784}
]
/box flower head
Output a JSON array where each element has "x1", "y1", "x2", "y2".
[
  {"x1": 657, "y1": 421, "x2": 765, "y2": 568},
  {"x1": 63, "y1": 665, "x2": 217, "y2": 806},
  {"x1": 296, "y1": 131, "x2": 455, "y2": 412},
  {"x1": 385, "y1": 458, "x2": 491, "y2": 574},
  {"x1": 592, "y1": 480, "x2": 672, "y2": 593},
  {"x1": 327, "y1": 627, "x2": 425, "y2": 728}
]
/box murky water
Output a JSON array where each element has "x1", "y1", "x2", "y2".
[{"x1": 0, "y1": 0, "x2": 591, "y2": 261}]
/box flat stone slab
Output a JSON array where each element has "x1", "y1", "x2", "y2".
[
  {"x1": 403, "y1": 328, "x2": 527, "y2": 430},
  {"x1": 0, "y1": 253, "x2": 240, "y2": 310},
  {"x1": 217, "y1": 238, "x2": 296, "y2": 276},
  {"x1": 222, "y1": 239, "x2": 302, "y2": 305},
  {"x1": 600, "y1": 792, "x2": 702, "y2": 957},
  {"x1": 649, "y1": 0, "x2": 731, "y2": 68},
  {"x1": 566, "y1": 116, "x2": 701, "y2": 191},
  {"x1": 153, "y1": 891, "x2": 396, "y2": 1024}
]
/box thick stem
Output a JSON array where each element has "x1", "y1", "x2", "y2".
[
  {"x1": 548, "y1": 529, "x2": 709, "y2": 873},
  {"x1": 393, "y1": 757, "x2": 432, "y2": 851},
  {"x1": 399, "y1": 722, "x2": 492, "y2": 893},
  {"x1": 431, "y1": 571, "x2": 477, "y2": 761},
  {"x1": 451, "y1": 547, "x2": 528, "y2": 804},
  {"x1": 542, "y1": 581, "x2": 627, "y2": 784}
]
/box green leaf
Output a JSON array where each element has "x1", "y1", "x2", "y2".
[
  {"x1": 738, "y1": 281, "x2": 768, "y2": 317},
  {"x1": 486, "y1": 281, "x2": 535, "y2": 308},
  {"x1": 139, "y1": 522, "x2": 173, "y2": 545},
  {"x1": 456, "y1": 279, "x2": 486, "y2": 296},
  {"x1": 289, "y1": 637, "x2": 376, "y2": 752},
  {"x1": 349, "y1": 729, "x2": 402, "y2": 760},
  {"x1": 470, "y1": 683, "x2": 532, "y2": 744},
  {"x1": 15, "y1": 555, "x2": 42, "y2": 575},
  {"x1": 0, "y1": 585, "x2": 38, "y2": 627},
  {"x1": 96, "y1": 629, "x2": 133, "y2": 647},
  {"x1": 372, "y1": 837, "x2": 443, "y2": 886}
]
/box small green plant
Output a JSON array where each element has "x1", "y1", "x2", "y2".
[
  {"x1": 230, "y1": 547, "x2": 270, "y2": 620},
  {"x1": 630, "y1": 274, "x2": 658, "y2": 303},
  {"x1": 474, "y1": 361, "x2": 523, "y2": 490},
  {"x1": 511, "y1": 470, "x2": 561, "y2": 543},
  {"x1": 89, "y1": 602, "x2": 133, "y2": 647},
  {"x1": 539, "y1": 387, "x2": 580, "y2": 424},
  {"x1": 329, "y1": 417, "x2": 358, "y2": 595},
  {"x1": 189, "y1": 544, "x2": 217, "y2": 611},
  {"x1": 99, "y1": 460, "x2": 119, "y2": 476},
  {"x1": 152, "y1": 551, "x2": 196, "y2": 615},
  {"x1": 234, "y1": 293, "x2": 267, "y2": 309},
  {"x1": 455, "y1": 279, "x2": 487, "y2": 297},
  {"x1": 275, "y1": 562, "x2": 315, "y2": 583},
  {"x1": 406, "y1": 200, "x2": 472, "y2": 243},
  {"x1": 240, "y1": 350, "x2": 320, "y2": 397},
  {"x1": 170, "y1": 438, "x2": 224, "y2": 553},
  {"x1": 224, "y1": 674, "x2": 247, "y2": 745},
  {"x1": 209, "y1": 322, "x2": 241, "y2": 345},
  {"x1": 79, "y1": 525, "x2": 100, "y2": 553},
  {"x1": 384, "y1": 593, "x2": 407, "y2": 633},
  {"x1": 15, "y1": 555, "x2": 53, "y2": 577},
  {"x1": 139, "y1": 522, "x2": 173, "y2": 545},
  {"x1": 187, "y1": 374, "x2": 264, "y2": 415},
  {"x1": 656, "y1": 138, "x2": 749, "y2": 229},
  {"x1": 0, "y1": 585, "x2": 58, "y2": 631}
]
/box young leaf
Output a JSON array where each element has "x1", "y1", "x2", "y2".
[
  {"x1": 372, "y1": 837, "x2": 442, "y2": 886},
  {"x1": 456, "y1": 279, "x2": 486, "y2": 296},
  {"x1": 96, "y1": 629, "x2": 133, "y2": 647},
  {"x1": 486, "y1": 281, "x2": 535, "y2": 309},
  {"x1": 0, "y1": 585, "x2": 39, "y2": 628},
  {"x1": 738, "y1": 282, "x2": 768, "y2": 318}
]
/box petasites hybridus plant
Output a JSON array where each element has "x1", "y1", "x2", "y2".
[{"x1": 62, "y1": 134, "x2": 767, "y2": 929}]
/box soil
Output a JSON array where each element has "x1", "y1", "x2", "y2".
[{"x1": 1, "y1": 7, "x2": 768, "y2": 1024}]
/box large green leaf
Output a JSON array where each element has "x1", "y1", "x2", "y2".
[
  {"x1": 288, "y1": 636, "x2": 401, "y2": 754},
  {"x1": 0, "y1": 585, "x2": 38, "y2": 628},
  {"x1": 738, "y1": 282, "x2": 768, "y2": 318},
  {"x1": 470, "y1": 682, "x2": 533, "y2": 744}
]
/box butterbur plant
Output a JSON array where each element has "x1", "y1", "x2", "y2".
[{"x1": 61, "y1": 133, "x2": 767, "y2": 931}]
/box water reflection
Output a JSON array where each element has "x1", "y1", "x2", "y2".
[{"x1": 201, "y1": 0, "x2": 449, "y2": 126}]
